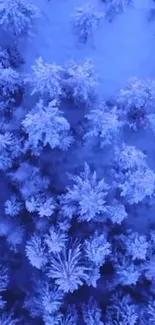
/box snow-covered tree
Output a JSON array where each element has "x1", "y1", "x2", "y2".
[
  {"x1": 106, "y1": 200, "x2": 127, "y2": 224},
  {"x1": 0, "y1": 265, "x2": 9, "y2": 292},
  {"x1": 114, "y1": 143, "x2": 147, "y2": 171},
  {"x1": 26, "y1": 234, "x2": 47, "y2": 269},
  {"x1": 7, "y1": 224, "x2": 25, "y2": 252},
  {"x1": 84, "y1": 231, "x2": 111, "y2": 267},
  {"x1": 72, "y1": 5, "x2": 103, "y2": 43},
  {"x1": 147, "y1": 300, "x2": 155, "y2": 324},
  {"x1": 22, "y1": 99, "x2": 73, "y2": 154},
  {"x1": 114, "y1": 143, "x2": 155, "y2": 203},
  {"x1": 143, "y1": 257, "x2": 155, "y2": 283},
  {"x1": 0, "y1": 265, "x2": 8, "y2": 310},
  {"x1": 0, "y1": 296, "x2": 6, "y2": 310},
  {"x1": 115, "y1": 255, "x2": 141, "y2": 286},
  {"x1": 85, "y1": 104, "x2": 123, "y2": 147},
  {"x1": 48, "y1": 244, "x2": 88, "y2": 292},
  {"x1": 125, "y1": 232, "x2": 148, "y2": 261},
  {"x1": 24, "y1": 280, "x2": 64, "y2": 319},
  {"x1": 26, "y1": 195, "x2": 56, "y2": 218},
  {"x1": 117, "y1": 78, "x2": 155, "y2": 131},
  {"x1": 0, "y1": 132, "x2": 22, "y2": 171},
  {"x1": 0, "y1": 312, "x2": 19, "y2": 325},
  {"x1": 119, "y1": 165, "x2": 155, "y2": 204},
  {"x1": 4, "y1": 195, "x2": 23, "y2": 217},
  {"x1": 10, "y1": 163, "x2": 50, "y2": 199},
  {"x1": 106, "y1": 293, "x2": 138, "y2": 325},
  {"x1": 0, "y1": 216, "x2": 12, "y2": 237},
  {"x1": 82, "y1": 297, "x2": 103, "y2": 325},
  {"x1": 62, "y1": 60, "x2": 98, "y2": 106},
  {"x1": 85, "y1": 265, "x2": 101, "y2": 287},
  {"x1": 56, "y1": 306, "x2": 78, "y2": 325},
  {"x1": 6, "y1": 45, "x2": 24, "y2": 68},
  {"x1": 0, "y1": 45, "x2": 24, "y2": 70},
  {"x1": 147, "y1": 113, "x2": 155, "y2": 134},
  {"x1": 142, "y1": 234, "x2": 155, "y2": 284},
  {"x1": 0, "y1": 65, "x2": 23, "y2": 104},
  {"x1": 43, "y1": 313, "x2": 63, "y2": 325},
  {"x1": 60, "y1": 163, "x2": 109, "y2": 222},
  {"x1": 0, "y1": 0, "x2": 39, "y2": 37},
  {"x1": 103, "y1": 0, "x2": 133, "y2": 22},
  {"x1": 0, "y1": 48, "x2": 10, "y2": 68},
  {"x1": 44, "y1": 226, "x2": 67, "y2": 254},
  {"x1": 27, "y1": 57, "x2": 64, "y2": 101}
]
